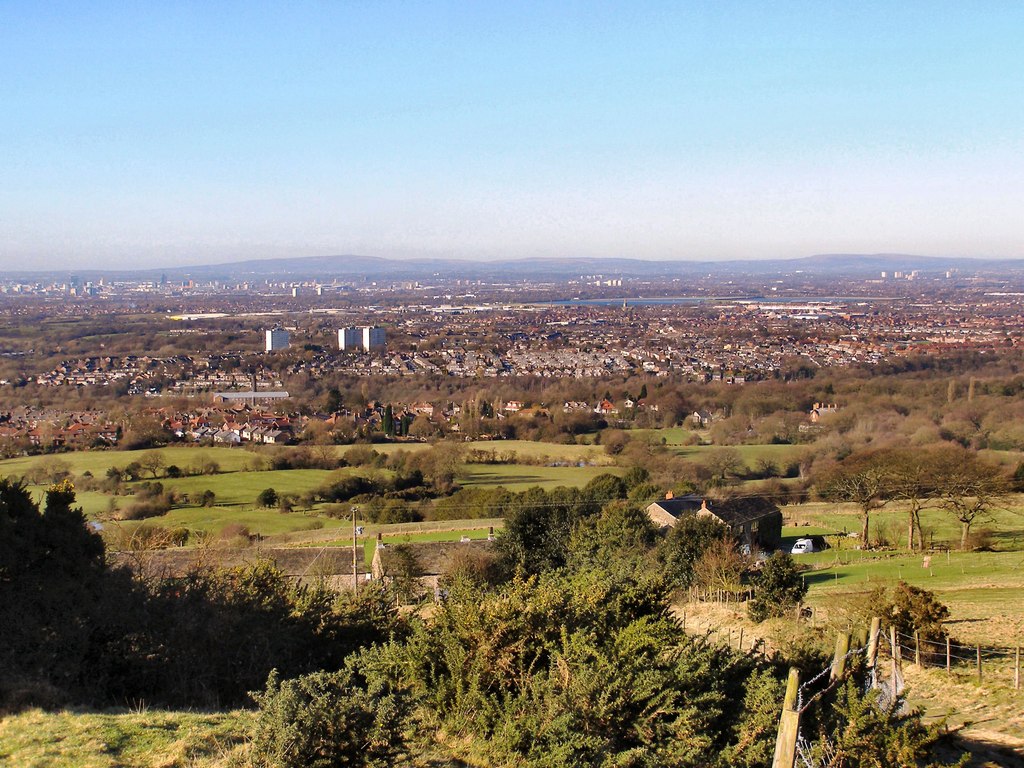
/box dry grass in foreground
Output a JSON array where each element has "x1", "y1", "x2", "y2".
[{"x1": 0, "y1": 708, "x2": 252, "y2": 768}]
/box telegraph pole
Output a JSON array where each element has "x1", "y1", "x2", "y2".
[{"x1": 352, "y1": 506, "x2": 359, "y2": 593}]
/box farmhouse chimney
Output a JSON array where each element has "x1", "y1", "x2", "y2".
[{"x1": 665, "y1": 491, "x2": 674, "y2": 500}]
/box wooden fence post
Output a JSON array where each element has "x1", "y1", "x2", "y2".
[
  {"x1": 946, "y1": 637, "x2": 951, "y2": 674},
  {"x1": 1015, "y1": 645, "x2": 1020, "y2": 691},
  {"x1": 772, "y1": 668, "x2": 800, "y2": 768},
  {"x1": 915, "y1": 631, "x2": 921, "y2": 667},
  {"x1": 866, "y1": 617, "x2": 881, "y2": 672},
  {"x1": 976, "y1": 645, "x2": 982, "y2": 683},
  {"x1": 831, "y1": 632, "x2": 851, "y2": 681},
  {"x1": 890, "y1": 625, "x2": 900, "y2": 685},
  {"x1": 738, "y1": 628, "x2": 744, "y2": 653}
]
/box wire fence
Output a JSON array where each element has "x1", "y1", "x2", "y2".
[
  {"x1": 780, "y1": 622, "x2": 905, "y2": 768},
  {"x1": 892, "y1": 628, "x2": 1022, "y2": 688},
  {"x1": 757, "y1": 616, "x2": 1021, "y2": 767}
]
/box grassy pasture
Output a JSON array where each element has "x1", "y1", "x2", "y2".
[
  {"x1": 366, "y1": 438, "x2": 612, "y2": 464},
  {"x1": 114, "y1": 505, "x2": 345, "y2": 537},
  {"x1": 1, "y1": 445, "x2": 618, "y2": 538},
  {"x1": 783, "y1": 501, "x2": 1024, "y2": 646},
  {"x1": 626, "y1": 426, "x2": 694, "y2": 445},
  {"x1": 799, "y1": 549, "x2": 1024, "y2": 645},
  {"x1": 0, "y1": 708, "x2": 251, "y2": 768},
  {"x1": 0, "y1": 446, "x2": 257, "y2": 478},
  {"x1": 783, "y1": 499, "x2": 1024, "y2": 551},
  {"x1": 128, "y1": 468, "x2": 344, "y2": 507},
  {"x1": 296, "y1": 524, "x2": 503, "y2": 566},
  {"x1": 671, "y1": 442, "x2": 806, "y2": 468},
  {"x1": 460, "y1": 463, "x2": 621, "y2": 490}
]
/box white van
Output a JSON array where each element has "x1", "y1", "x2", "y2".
[{"x1": 790, "y1": 538, "x2": 816, "y2": 555}]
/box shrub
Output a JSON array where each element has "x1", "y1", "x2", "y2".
[
  {"x1": 658, "y1": 515, "x2": 729, "y2": 589},
  {"x1": 249, "y1": 667, "x2": 408, "y2": 768},
  {"x1": 878, "y1": 581, "x2": 949, "y2": 644},
  {"x1": 317, "y1": 475, "x2": 376, "y2": 503},
  {"x1": 117, "y1": 498, "x2": 172, "y2": 520},
  {"x1": 134, "y1": 481, "x2": 165, "y2": 500},
  {"x1": 374, "y1": 502, "x2": 418, "y2": 525},
  {"x1": 748, "y1": 552, "x2": 807, "y2": 622},
  {"x1": 220, "y1": 523, "x2": 251, "y2": 541},
  {"x1": 621, "y1": 465, "x2": 651, "y2": 490},
  {"x1": 343, "y1": 445, "x2": 383, "y2": 468},
  {"x1": 167, "y1": 527, "x2": 190, "y2": 546}
]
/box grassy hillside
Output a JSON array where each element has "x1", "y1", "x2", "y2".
[{"x1": 0, "y1": 708, "x2": 251, "y2": 768}]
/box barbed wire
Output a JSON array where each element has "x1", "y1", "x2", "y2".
[
  {"x1": 892, "y1": 629, "x2": 1021, "y2": 663},
  {"x1": 798, "y1": 644, "x2": 866, "y2": 714}
]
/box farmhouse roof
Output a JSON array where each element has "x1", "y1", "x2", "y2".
[
  {"x1": 645, "y1": 494, "x2": 704, "y2": 520},
  {"x1": 698, "y1": 497, "x2": 782, "y2": 528}
]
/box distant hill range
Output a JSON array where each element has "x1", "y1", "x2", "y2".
[{"x1": 8, "y1": 253, "x2": 1024, "y2": 281}]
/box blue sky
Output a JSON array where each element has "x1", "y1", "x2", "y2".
[{"x1": 2, "y1": 2, "x2": 1022, "y2": 268}]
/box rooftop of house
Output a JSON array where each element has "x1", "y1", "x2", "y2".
[{"x1": 646, "y1": 493, "x2": 780, "y2": 526}]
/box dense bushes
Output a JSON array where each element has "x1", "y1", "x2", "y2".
[
  {"x1": 0, "y1": 480, "x2": 404, "y2": 710},
  {"x1": 249, "y1": 666, "x2": 409, "y2": 768},
  {"x1": 360, "y1": 569, "x2": 774, "y2": 767},
  {"x1": 0, "y1": 479, "x2": 105, "y2": 708},
  {"x1": 2, "y1": 477, "x2": 963, "y2": 766},
  {"x1": 747, "y1": 552, "x2": 807, "y2": 622}
]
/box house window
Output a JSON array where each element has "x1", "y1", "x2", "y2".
[{"x1": 751, "y1": 521, "x2": 759, "y2": 533}]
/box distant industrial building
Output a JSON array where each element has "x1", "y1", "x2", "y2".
[
  {"x1": 214, "y1": 390, "x2": 290, "y2": 402},
  {"x1": 339, "y1": 326, "x2": 385, "y2": 352},
  {"x1": 265, "y1": 328, "x2": 290, "y2": 352}
]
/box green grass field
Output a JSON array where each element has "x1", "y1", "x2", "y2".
[
  {"x1": 0, "y1": 445, "x2": 620, "y2": 538},
  {"x1": 460, "y1": 463, "x2": 621, "y2": 490},
  {"x1": 130, "y1": 468, "x2": 343, "y2": 506},
  {"x1": 784, "y1": 500, "x2": 1024, "y2": 551},
  {"x1": 0, "y1": 708, "x2": 251, "y2": 768},
  {"x1": 626, "y1": 426, "x2": 694, "y2": 445},
  {"x1": 294, "y1": 524, "x2": 503, "y2": 566},
  {"x1": 0, "y1": 446, "x2": 257, "y2": 478},
  {"x1": 349, "y1": 439, "x2": 613, "y2": 465},
  {"x1": 672, "y1": 442, "x2": 806, "y2": 468},
  {"x1": 782, "y1": 500, "x2": 1024, "y2": 646}
]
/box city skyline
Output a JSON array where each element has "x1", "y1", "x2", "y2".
[{"x1": 3, "y1": 2, "x2": 1023, "y2": 269}]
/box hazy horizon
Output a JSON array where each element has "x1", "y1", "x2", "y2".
[{"x1": 3, "y1": 3, "x2": 1023, "y2": 269}]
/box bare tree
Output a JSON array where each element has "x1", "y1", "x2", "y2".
[
  {"x1": 820, "y1": 452, "x2": 893, "y2": 546},
  {"x1": 138, "y1": 449, "x2": 166, "y2": 479},
  {"x1": 692, "y1": 537, "x2": 744, "y2": 597},
  {"x1": 935, "y1": 453, "x2": 1007, "y2": 550},
  {"x1": 887, "y1": 447, "x2": 949, "y2": 550},
  {"x1": 705, "y1": 447, "x2": 744, "y2": 483}
]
